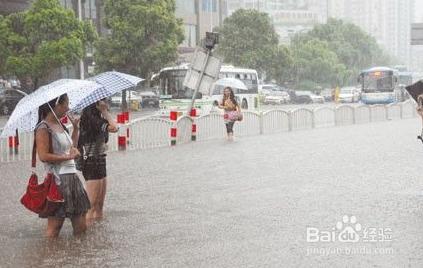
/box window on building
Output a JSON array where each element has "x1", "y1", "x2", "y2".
[
  {"x1": 202, "y1": 0, "x2": 217, "y2": 12},
  {"x1": 182, "y1": 24, "x2": 197, "y2": 48},
  {"x1": 83, "y1": 0, "x2": 97, "y2": 19},
  {"x1": 60, "y1": 0, "x2": 73, "y2": 9},
  {"x1": 176, "y1": 0, "x2": 196, "y2": 17}
]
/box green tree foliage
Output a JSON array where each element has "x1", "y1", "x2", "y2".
[
  {"x1": 0, "y1": 0, "x2": 96, "y2": 91},
  {"x1": 95, "y1": 0, "x2": 184, "y2": 80},
  {"x1": 216, "y1": 9, "x2": 285, "y2": 81},
  {"x1": 292, "y1": 18, "x2": 390, "y2": 85},
  {"x1": 291, "y1": 39, "x2": 348, "y2": 89},
  {"x1": 217, "y1": 12, "x2": 390, "y2": 89},
  {"x1": 267, "y1": 45, "x2": 293, "y2": 85}
]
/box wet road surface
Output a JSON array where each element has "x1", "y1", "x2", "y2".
[{"x1": 1, "y1": 118, "x2": 423, "y2": 267}]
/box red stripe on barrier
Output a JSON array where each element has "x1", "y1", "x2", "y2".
[
  {"x1": 117, "y1": 113, "x2": 126, "y2": 124},
  {"x1": 118, "y1": 136, "x2": 126, "y2": 147},
  {"x1": 170, "y1": 111, "x2": 178, "y2": 121},
  {"x1": 190, "y1": 108, "x2": 197, "y2": 117},
  {"x1": 123, "y1": 111, "x2": 129, "y2": 123},
  {"x1": 170, "y1": 128, "x2": 177, "y2": 137},
  {"x1": 192, "y1": 124, "x2": 197, "y2": 133}
]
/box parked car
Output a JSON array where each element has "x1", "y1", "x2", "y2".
[
  {"x1": 339, "y1": 87, "x2": 360, "y2": 103},
  {"x1": 264, "y1": 91, "x2": 290, "y2": 104},
  {"x1": 290, "y1": 90, "x2": 324, "y2": 104},
  {"x1": 0, "y1": 88, "x2": 26, "y2": 115},
  {"x1": 320, "y1": 88, "x2": 334, "y2": 102},
  {"x1": 140, "y1": 91, "x2": 160, "y2": 108},
  {"x1": 261, "y1": 84, "x2": 288, "y2": 93},
  {"x1": 110, "y1": 90, "x2": 142, "y2": 107}
]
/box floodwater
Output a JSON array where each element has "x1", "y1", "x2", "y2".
[{"x1": 1, "y1": 118, "x2": 423, "y2": 267}]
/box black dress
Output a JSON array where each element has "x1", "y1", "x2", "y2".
[{"x1": 78, "y1": 112, "x2": 110, "y2": 181}]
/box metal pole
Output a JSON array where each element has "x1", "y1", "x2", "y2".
[
  {"x1": 326, "y1": 0, "x2": 329, "y2": 22},
  {"x1": 187, "y1": 49, "x2": 211, "y2": 113},
  {"x1": 210, "y1": 5, "x2": 213, "y2": 31},
  {"x1": 78, "y1": 0, "x2": 85, "y2": 79}
]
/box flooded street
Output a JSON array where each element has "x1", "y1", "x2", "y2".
[{"x1": 1, "y1": 118, "x2": 423, "y2": 267}]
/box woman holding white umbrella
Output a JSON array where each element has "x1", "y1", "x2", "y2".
[
  {"x1": 35, "y1": 94, "x2": 91, "y2": 237},
  {"x1": 0, "y1": 79, "x2": 102, "y2": 238},
  {"x1": 218, "y1": 87, "x2": 242, "y2": 141}
]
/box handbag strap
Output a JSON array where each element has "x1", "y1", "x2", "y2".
[{"x1": 31, "y1": 123, "x2": 53, "y2": 168}]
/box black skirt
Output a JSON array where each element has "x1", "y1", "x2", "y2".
[{"x1": 81, "y1": 155, "x2": 107, "y2": 181}]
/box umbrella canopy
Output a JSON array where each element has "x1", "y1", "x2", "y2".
[
  {"x1": 405, "y1": 80, "x2": 423, "y2": 103},
  {"x1": 71, "y1": 71, "x2": 144, "y2": 111},
  {"x1": 214, "y1": 78, "x2": 248, "y2": 91},
  {"x1": 0, "y1": 79, "x2": 102, "y2": 137}
]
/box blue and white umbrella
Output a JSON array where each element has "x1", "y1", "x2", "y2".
[
  {"x1": 71, "y1": 71, "x2": 144, "y2": 111},
  {"x1": 0, "y1": 79, "x2": 102, "y2": 137}
]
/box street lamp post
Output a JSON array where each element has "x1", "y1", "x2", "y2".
[{"x1": 78, "y1": 0, "x2": 85, "y2": 79}]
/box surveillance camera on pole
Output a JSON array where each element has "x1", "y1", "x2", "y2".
[{"x1": 204, "y1": 32, "x2": 219, "y2": 51}]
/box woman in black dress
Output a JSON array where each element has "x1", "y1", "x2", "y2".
[{"x1": 79, "y1": 99, "x2": 118, "y2": 225}]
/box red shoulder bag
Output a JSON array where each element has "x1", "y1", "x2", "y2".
[{"x1": 20, "y1": 130, "x2": 64, "y2": 216}]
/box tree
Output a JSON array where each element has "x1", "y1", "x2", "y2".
[
  {"x1": 266, "y1": 45, "x2": 293, "y2": 85},
  {"x1": 291, "y1": 18, "x2": 390, "y2": 85},
  {"x1": 216, "y1": 9, "x2": 285, "y2": 80},
  {"x1": 291, "y1": 39, "x2": 348, "y2": 89},
  {"x1": 0, "y1": 0, "x2": 96, "y2": 92},
  {"x1": 95, "y1": 0, "x2": 184, "y2": 80}
]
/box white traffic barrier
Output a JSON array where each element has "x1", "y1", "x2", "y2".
[
  {"x1": 233, "y1": 111, "x2": 261, "y2": 137},
  {"x1": 129, "y1": 117, "x2": 172, "y2": 150},
  {"x1": 369, "y1": 105, "x2": 387, "y2": 122},
  {"x1": 290, "y1": 108, "x2": 313, "y2": 130},
  {"x1": 313, "y1": 107, "x2": 335, "y2": 128},
  {"x1": 262, "y1": 110, "x2": 290, "y2": 134},
  {"x1": 195, "y1": 113, "x2": 226, "y2": 141},
  {"x1": 386, "y1": 103, "x2": 402, "y2": 120},
  {"x1": 355, "y1": 105, "x2": 371, "y2": 124},
  {"x1": 336, "y1": 105, "x2": 355, "y2": 126},
  {"x1": 1, "y1": 101, "x2": 419, "y2": 163},
  {"x1": 176, "y1": 115, "x2": 193, "y2": 145}
]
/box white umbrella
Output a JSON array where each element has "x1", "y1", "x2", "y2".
[
  {"x1": 214, "y1": 78, "x2": 248, "y2": 91},
  {"x1": 71, "y1": 71, "x2": 144, "y2": 111},
  {"x1": 0, "y1": 79, "x2": 102, "y2": 138}
]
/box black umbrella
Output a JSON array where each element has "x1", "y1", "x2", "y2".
[
  {"x1": 405, "y1": 80, "x2": 423, "y2": 104},
  {"x1": 408, "y1": 80, "x2": 423, "y2": 144}
]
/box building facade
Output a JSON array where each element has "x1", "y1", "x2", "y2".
[
  {"x1": 0, "y1": 0, "x2": 32, "y2": 15},
  {"x1": 175, "y1": 0, "x2": 227, "y2": 62},
  {"x1": 330, "y1": 0, "x2": 415, "y2": 70}
]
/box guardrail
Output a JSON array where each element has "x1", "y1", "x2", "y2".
[{"x1": 0, "y1": 100, "x2": 418, "y2": 163}]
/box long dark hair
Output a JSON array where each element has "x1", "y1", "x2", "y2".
[
  {"x1": 221, "y1": 87, "x2": 238, "y2": 106},
  {"x1": 37, "y1": 94, "x2": 68, "y2": 123},
  {"x1": 79, "y1": 102, "x2": 106, "y2": 144}
]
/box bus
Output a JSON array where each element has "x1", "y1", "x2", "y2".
[
  {"x1": 154, "y1": 64, "x2": 259, "y2": 114},
  {"x1": 358, "y1": 66, "x2": 405, "y2": 104}
]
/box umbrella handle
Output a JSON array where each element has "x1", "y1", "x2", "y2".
[{"x1": 47, "y1": 103, "x2": 73, "y2": 145}]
